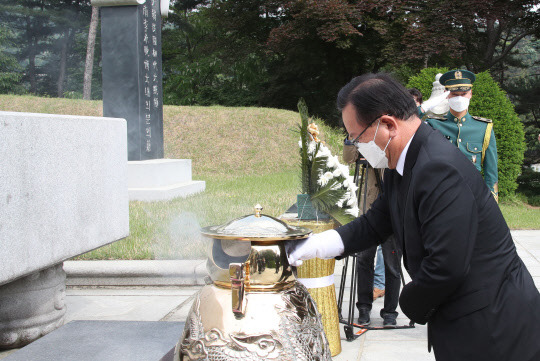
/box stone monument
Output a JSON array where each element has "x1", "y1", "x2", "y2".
[
  {"x1": 93, "y1": 0, "x2": 205, "y2": 201},
  {"x1": 0, "y1": 112, "x2": 129, "y2": 349}
]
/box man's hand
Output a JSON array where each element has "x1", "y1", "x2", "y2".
[
  {"x1": 399, "y1": 281, "x2": 438, "y2": 325},
  {"x1": 421, "y1": 90, "x2": 449, "y2": 112},
  {"x1": 286, "y1": 229, "x2": 344, "y2": 266}
]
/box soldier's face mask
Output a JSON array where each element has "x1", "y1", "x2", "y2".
[
  {"x1": 448, "y1": 96, "x2": 470, "y2": 112},
  {"x1": 354, "y1": 118, "x2": 392, "y2": 169}
]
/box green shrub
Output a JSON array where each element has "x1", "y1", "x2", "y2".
[
  {"x1": 527, "y1": 195, "x2": 540, "y2": 207},
  {"x1": 517, "y1": 167, "x2": 540, "y2": 206},
  {"x1": 407, "y1": 68, "x2": 525, "y2": 199},
  {"x1": 406, "y1": 67, "x2": 449, "y2": 99},
  {"x1": 63, "y1": 91, "x2": 83, "y2": 99}
]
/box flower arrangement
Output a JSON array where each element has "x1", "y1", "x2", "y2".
[{"x1": 297, "y1": 99, "x2": 359, "y2": 224}]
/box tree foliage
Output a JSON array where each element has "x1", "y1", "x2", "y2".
[
  {"x1": 159, "y1": 0, "x2": 539, "y2": 124},
  {"x1": 408, "y1": 68, "x2": 526, "y2": 198},
  {"x1": 502, "y1": 37, "x2": 540, "y2": 166},
  {"x1": 1, "y1": 0, "x2": 539, "y2": 123},
  {"x1": 0, "y1": 0, "x2": 93, "y2": 97},
  {"x1": 381, "y1": 0, "x2": 540, "y2": 74},
  {"x1": 0, "y1": 26, "x2": 24, "y2": 94},
  {"x1": 506, "y1": 74, "x2": 540, "y2": 166},
  {"x1": 162, "y1": 0, "x2": 270, "y2": 106}
]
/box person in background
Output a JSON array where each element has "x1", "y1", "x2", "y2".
[
  {"x1": 408, "y1": 88, "x2": 423, "y2": 107},
  {"x1": 424, "y1": 69, "x2": 498, "y2": 201},
  {"x1": 343, "y1": 136, "x2": 401, "y2": 327}
]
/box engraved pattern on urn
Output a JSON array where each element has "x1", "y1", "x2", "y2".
[{"x1": 179, "y1": 284, "x2": 330, "y2": 361}]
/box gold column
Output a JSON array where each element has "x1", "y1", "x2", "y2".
[{"x1": 281, "y1": 216, "x2": 341, "y2": 357}]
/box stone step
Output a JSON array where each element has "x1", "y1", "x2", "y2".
[
  {"x1": 127, "y1": 159, "x2": 195, "y2": 188},
  {"x1": 64, "y1": 260, "x2": 207, "y2": 287},
  {"x1": 128, "y1": 180, "x2": 206, "y2": 201},
  {"x1": 1, "y1": 321, "x2": 183, "y2": 361}
]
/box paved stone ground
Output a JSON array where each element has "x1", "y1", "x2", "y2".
[{"x1": 1, "y1": 230, "x2": 538, "y2": 360}]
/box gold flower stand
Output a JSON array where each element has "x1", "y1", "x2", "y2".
[{"x1": 281, "y1": 216, "x2": 341, "y2": 357}]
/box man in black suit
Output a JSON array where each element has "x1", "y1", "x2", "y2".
[{"x1": 287, "y1": 73, "x2": 540, "y2": 360}]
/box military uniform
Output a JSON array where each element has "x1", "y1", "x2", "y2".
[
  {"x1": 425, "y1": 112, "x2": 498, "y2": 199},
  {"x1": 422, "y1": 69, "x2": 499, "y2": 201}
]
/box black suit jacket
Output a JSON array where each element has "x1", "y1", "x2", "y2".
[{"x1": 336, "y1": 123, "x2": 540, "y2": 361}]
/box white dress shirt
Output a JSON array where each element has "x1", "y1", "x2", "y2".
[{"x1": 396, "y1": 136, "x2": 414, "y2": 176}]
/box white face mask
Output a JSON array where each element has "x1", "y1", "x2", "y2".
[
  {"x1": 448, "y1": 96, "x2": 470, "y2": 112},
  {"x1": 355, "y1": 119, "x2": 392, "y2": 169}
]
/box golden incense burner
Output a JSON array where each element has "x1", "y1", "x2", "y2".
[{"x1": 175, "y1": 205, "x2": 331, "y2": 361}]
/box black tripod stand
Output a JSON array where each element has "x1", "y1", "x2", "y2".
[{"x1": 336, "y1": 158, "x2": 414, "y2": 341}]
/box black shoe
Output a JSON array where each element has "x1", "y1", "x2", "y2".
[
  {"x1": 382, "y1": 313, "x2": 397, "y2": 328},
  {"x1": 357, "y1": 307, "x2": 371, "y2": 326}
]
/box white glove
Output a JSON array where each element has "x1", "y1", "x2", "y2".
[
  {"x1": 421, "y1": 91, "x2": 449, "y2": 112},
  {"x1": 286, "y1": 229, "x2": 345, "y2": 266}
]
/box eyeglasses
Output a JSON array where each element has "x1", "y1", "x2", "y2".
[{"x1": 351, "y1": 114, "x2": 388, "y2": 145}]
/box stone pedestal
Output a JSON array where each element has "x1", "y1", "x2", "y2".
[
  {"x1": 128, "y1": 159, "x2": 205, "y2": 201},
  {"x1": 0, "y1": 111, "x2": 129, "y2": 348},
  {"x1": 0, "y1": 264, "x2": 66, "y2": 350}
]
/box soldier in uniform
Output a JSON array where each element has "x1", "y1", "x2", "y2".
[{"x1": 422, "y1": 69, "x2": 498, "y2": 201}]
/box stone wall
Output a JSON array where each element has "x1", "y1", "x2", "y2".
[{"x1": 0, "y1": 111, "x2": 129, "y2": 286}]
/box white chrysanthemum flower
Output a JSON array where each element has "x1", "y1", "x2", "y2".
[
  {"x1": 317, "y1": 145, "x2": 331, "y2": 158},
  {"x1": 318, "y1": 171, "x2": 334, "y2": 187},
  {"x1": 298, "y1": 140, "x2": 303, "y2": 148},
  {"x1": 326, "y1": 158, "x2": 333, "y2": 168},
  {"x1": 326, "y1": 155, "x2": 337, "y2": 168},
  {"x1": 307, "y1": 141, "x2": 316, "y2": 154},
  {"x1": 347, "y1": 177, "x2": 358, "y2": 192},
  {"x1": 347, "y1": 198, "x2": 356, "y2": 206},
  {"x1": 345, "y1": 206, "x2": 359, "y2": 217},
  {"x1": 333, "y1": 155, "x2": 341, "y2": 168},
  {"x1": 339, "y1": 164, "x2": 350, "y2": 177},
  {"x1": 336, "y1": 200, "x2": 343, "y2": 208},
  {"x1": 343, "y1": 179, "x2": 349, "y2": 188},
  {"x1": 317, "y1": 176, "x2": 329, "y2": 186},
  {"x1": 333, "y1": 168, "x2": 341, "y2": 177}
]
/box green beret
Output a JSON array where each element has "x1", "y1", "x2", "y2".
[{"x1": 439, "y1": 69, "x2": 476, "y2": 92}]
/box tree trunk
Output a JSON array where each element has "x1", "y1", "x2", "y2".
[
  {"x1": 83, "y1": 6, "x2": 99, "y2": 100},
  {"x1": 28, "y1": 42, "x2": 37, "y2": 94},
  {"x1": 26, "y1": 19, "x2": 37, "y2": 94},
  {"x1": 482, "y1": 18, "x2": 499, "y2": 68},
  {"x1": 57, "y1": 29, "x2": 69, "y2": 98}
]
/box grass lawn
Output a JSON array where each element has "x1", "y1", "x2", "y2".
[
  {"x1": 1, "y1": 95, "x2": 538, "y2": 260},
  {"x1": 499, "y1": 202, "x2": 540, "y2": 230},
  {"x1": 77, "y1": 171, "x2": 300, "y2": 260}
]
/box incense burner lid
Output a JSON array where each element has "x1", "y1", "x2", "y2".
[{"x1": 201, "y1": 204, "x2": 312, "y2": 242}]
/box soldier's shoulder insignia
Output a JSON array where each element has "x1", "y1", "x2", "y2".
[
  {"x1": 471, "y1": 115, "x2": 492, "y2": 123},
  {"x1": 427, "y1": 115, "x2": 445, "y2": 121}
]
